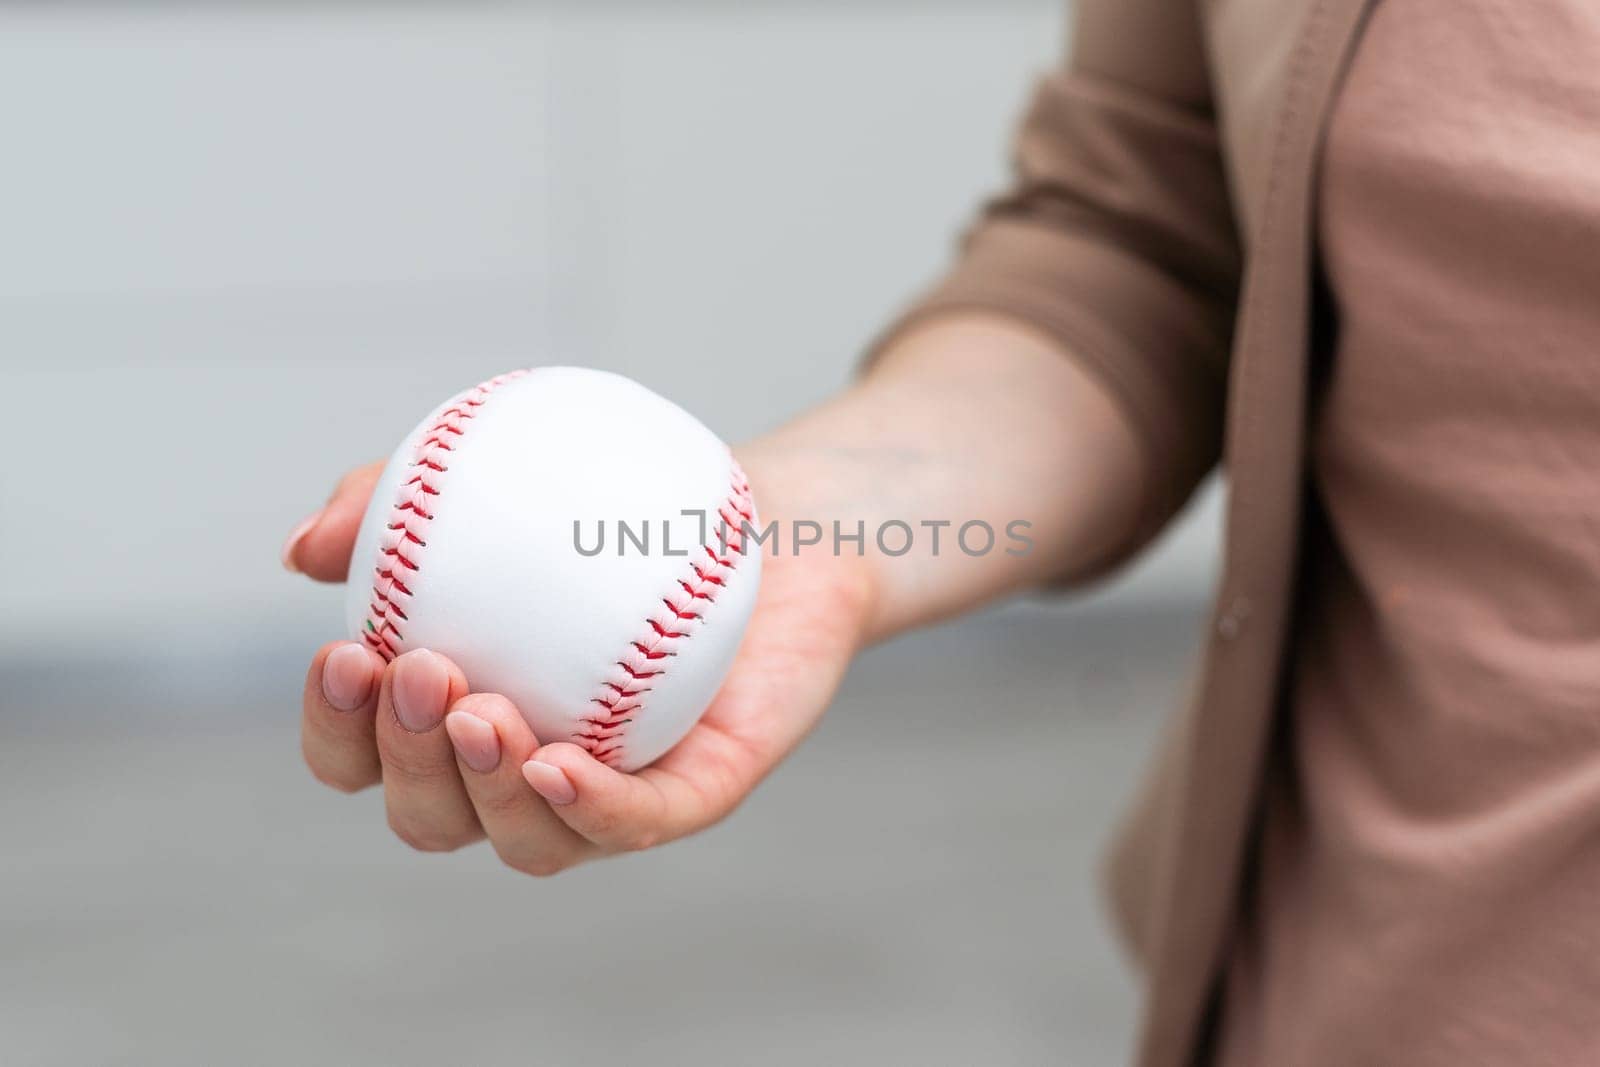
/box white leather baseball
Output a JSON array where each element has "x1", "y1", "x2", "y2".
[{"x1": 345, "y1": 366, "x2": 761, "y2": 772}]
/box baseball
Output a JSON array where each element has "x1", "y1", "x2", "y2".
[{"x1": 345, "y1": 366, "x2": 762, "y2": 772}]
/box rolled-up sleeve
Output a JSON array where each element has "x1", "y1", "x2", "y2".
[{"x1": 869, "y1": 0, "x2": 1241, "y2": 578}]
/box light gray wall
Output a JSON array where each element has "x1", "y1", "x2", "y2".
[{"x1": 0, "y1": 3, "x2": 1219, "y2": 661}]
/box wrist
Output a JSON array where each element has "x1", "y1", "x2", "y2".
[{"x1": 732, "y1": 438, "x2": 886, "y2": 650}]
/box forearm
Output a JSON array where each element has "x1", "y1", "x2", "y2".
[{"x1": 738, "y1": 312, "x2": 1145, "y2": 643}]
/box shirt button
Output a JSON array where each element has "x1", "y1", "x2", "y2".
[{"x1": 1216, "y1": 596, "x2": 1252, "y2": 640}]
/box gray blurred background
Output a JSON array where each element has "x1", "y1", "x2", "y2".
[{"x1": 0, "y1": 3, "x2": 1220, "y2": 1064}]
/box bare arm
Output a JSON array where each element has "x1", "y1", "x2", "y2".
[
  {"x1": 285, "y1": 0, "x2": 1235, "y2": 872},
  {"x1": 746, "y1": 311, "x2": 1144, "y2": 642}
]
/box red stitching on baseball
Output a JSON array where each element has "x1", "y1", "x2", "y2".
[
  {"x1": 575, "y1": 460, "x2": 756, "y2": 767},
  {"x1": 359, "y1": 370, "x2": 529, "y2": 662}
]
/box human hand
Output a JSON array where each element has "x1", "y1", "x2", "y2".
[
  {"x1": 284, "y1": 314, "x2": 1143, "y2": 871},
  {"x1": 284, "y1": 455, "x2": 875, "y2": 873}
]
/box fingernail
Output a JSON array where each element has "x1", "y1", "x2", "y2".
[
  {"x1": 391, "y1": 649, "x2": 448, "y2": 733},
  {"x1": 321, "y1": 643, "x2": 376, "y2": 711},
  {"x1": 445, "y1": 710, "x2": 500, "y2": 773},
  {"x1": 281, "y1": 509, "x2": 323, "y2": 573},
  {"x1": 522, "y1": 760, "x2": 576, "y2": 805}
]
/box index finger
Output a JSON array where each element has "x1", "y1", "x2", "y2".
[{"x1": 282, "y1": 461, "x2": 384, "y2": 582}]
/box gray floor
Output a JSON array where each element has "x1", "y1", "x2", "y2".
[{"x1": 1, "y1": 602, "x2": 1201, "y2": 1067}]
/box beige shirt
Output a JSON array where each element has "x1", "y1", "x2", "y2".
[
  {"x1": 880, "y1": 0, "x2": 1600, "y2": 1060},
  {"x1": 1219, "y1": 2, "x2": 1600, "y2": 1063}
]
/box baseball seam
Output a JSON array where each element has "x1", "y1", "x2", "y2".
[
  {"x1": 575, "y1": 460, "x2": 757, "y2": 767},
  {"x1": 359, "y1": 369, "x2": 529, "y2": 662}
]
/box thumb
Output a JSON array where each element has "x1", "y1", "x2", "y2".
[
  {"x1": 521, "y1": 742, "x2": 710, "y2": 852},
  {"x1": 282, "y1": 461, "x2": 384, "y2": 582}
]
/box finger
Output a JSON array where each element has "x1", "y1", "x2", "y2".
[
  {"x1": 375, "y1": 648, "x2": 482, "y2": 852},
  {"x1": 301, "y1": 640, "x2": 385, "y2": 792},
  {"x1": 444, "y1": 694, "x2": 596, "y2": 876},
  {"x1": 521, "y1": 741, "x2": 734, "y2": 852},
  {"x1": 281, "y1": 461, "x2": 384, "y2": 581}
]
